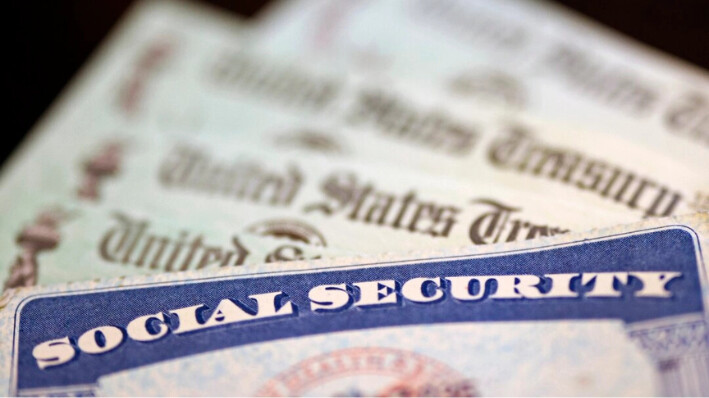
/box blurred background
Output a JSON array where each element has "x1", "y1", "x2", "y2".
[{"x1": 5, "y1": 0, "x2": 708, "y2": 168}]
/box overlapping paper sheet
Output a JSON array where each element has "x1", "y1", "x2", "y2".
[
  {"x1": 0, "y1": 214, "x2": 706, "y2": 395},
  {"x1": 0, "y1": 0, "x2": 706, "y2": 290},
  {"x1": 252, "y1": 0, "x2": 709, "y2": 164}
]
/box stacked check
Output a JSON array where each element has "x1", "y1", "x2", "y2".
[{"x1": 0, "y1": 0, "x2": 707, "y2": 396}]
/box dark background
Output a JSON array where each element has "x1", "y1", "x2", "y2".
[{"x1": 4, "y1": 0, "x2": 708, "y2": 168}]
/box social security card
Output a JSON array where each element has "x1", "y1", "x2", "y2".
[{"x1": 1, "y1": 213, "x2": 707, "y2": 396}]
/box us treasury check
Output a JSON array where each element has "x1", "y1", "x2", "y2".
[
  {"x1": 127, "y1": 0, "x2": 708, "y2": 213},
  {"x1": 0, "y1": 213, "x2": 706, "y2": 396},
  {"x1": 2, "y1": 0, "x2": 706, "y2": 288},
  {"x1": 0, "y1": 134, "x2": 634, "y2": 287},
  {"x1": 253, "y1": 0, "x2": 709, "y2": 161},
  {"x1": 1, "y1": 0, "x2": 705, "y2": 227}
]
